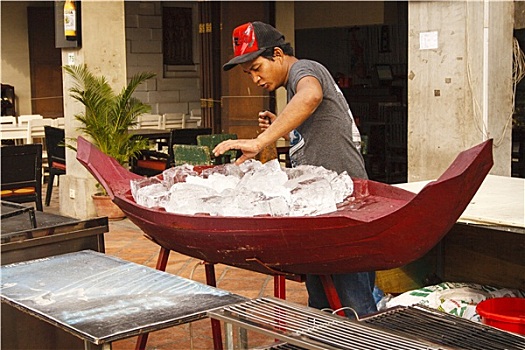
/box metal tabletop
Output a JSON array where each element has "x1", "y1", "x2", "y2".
[
  {"x1": 0, "y1": 200, "x2": 37, "y2": 228},
  {"x1": 1, "y1": 250, "x2": 247, "y2": 345},
  {"x1": 1, "y1": 202, "x2": 79, "y2": 240}
]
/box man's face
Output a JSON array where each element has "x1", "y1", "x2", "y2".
[{"x1": 240, "y1": 52, "x2": 285, "y2": 92}]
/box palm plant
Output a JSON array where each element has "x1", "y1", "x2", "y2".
[{"x1": 64, "y1": 64, "x2": 155, "y2": 166}]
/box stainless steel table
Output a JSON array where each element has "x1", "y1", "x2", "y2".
[
  {"x1": 1, "y1": 250, "x2": 247, "y2": 349},
  {"x1": 1, "y1": 201, "x2": 108, "y2": 265},
  {"x1": 395, "y1": 175, "x2": 525, "y2": 291}
]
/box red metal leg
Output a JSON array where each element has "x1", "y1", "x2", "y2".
[
  {"x1": 320, "y1": 275, "x2": 345, "y2": 316},
  {"x1": 135, "y1": 247, "x2": 171, "y2": 350},
  {"x1": 274, "y1": 275, "x2": 286, "y2": 299},
  {"x1": 204, "y1": 262, "x2": 224, "y2": 350},
  {"x1": 155, "y1": 246, "x2": 171, "y2": 271}
]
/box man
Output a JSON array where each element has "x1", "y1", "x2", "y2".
[{"x1": 214, "y1": 21, "x2": 377, "y2": 318}]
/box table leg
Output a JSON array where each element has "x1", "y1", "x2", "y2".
[
  {"x1": 224, "y1": 322, "x2": 234, "y2": 350},
  {"x1": 135, "y1": 246, "x2": 171, "y2": 350},
  {"x1": 84, "y1": 340, "x2": 111, "y2": 349},
  {"x1": 205, "y1": 262, "x2": 224, "y2": 350}
]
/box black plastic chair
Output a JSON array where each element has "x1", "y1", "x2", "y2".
[
  {"x1": 44, "y1": 126, "x2": 66, "y2": 206},
  {"x1": 1, "y1": 143, "x2": 43, "y2": 211},
  {"x1": 131, "y1": 128, "x2": 212, "y2": 176}
]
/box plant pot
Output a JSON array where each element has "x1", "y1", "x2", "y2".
[{"x1": 91, "y1": 194, "x2": 126, "y2": 221}]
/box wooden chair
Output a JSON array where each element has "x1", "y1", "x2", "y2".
[
  {"x1": 0, "y1": 116, "x2": 18, "y2": 145},
  {"x1": 188, "y1": 109, "x2": 202, "y2": 127},
  {"x1": 26, "y1": 118, "x2": 53, "y2": 144},
  {"x1": 1, "y1": 116, "x2": 17, "y2": 125},
  {"x1": 1, "y1": 144, "x2": 43, "y2": 211},
  {"x1": 137, "y1": 113, "x2": 163, "y2": 129},
  {"x1": 44, "y1": 126, "x2": 66, "y2": 206},
  {"x1": 197, "y1": 133, "x2": 238, "y2": 164},
  {"x1": 17, "y1": 114, "x2": 43, "y2": 127},
  {"x1": 53, "y1": 117, "x2": 65, "y2": 128},
  {"x1": 131, "y1": 128, "x2": 212, "y2": 176},
  {"x1": 181, "y1": 114, "x2": 198, "y2": 129},
  {"x1": 162, "y1": 113, "x2": 185, "y2": 129}
]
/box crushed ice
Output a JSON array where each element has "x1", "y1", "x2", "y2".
[{"x1": 130, "y1": 159, "x2": 354, "y2": 217}]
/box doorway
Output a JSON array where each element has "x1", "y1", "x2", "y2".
[{"x1": 27, "y1": 5, "x2": 64, "y2": 118}]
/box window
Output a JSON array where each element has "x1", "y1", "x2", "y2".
[{"x1": 163, "y1": 7, "x2": 193, "y2": 65}]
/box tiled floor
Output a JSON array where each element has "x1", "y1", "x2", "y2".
[{"x1": 44, "y1": 186, "x2": 309, "y2": 349}]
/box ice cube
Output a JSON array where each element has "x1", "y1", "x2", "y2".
[
  {"x1": 289, "y1": 177, "x2": 337, "y2": 216},
  {"x1": 330, "y1": 171, "x2": 354, "y2": 203},
  {"x1": 134, "y1": 183, "x2": 170, "y2": 208},
  {"x1": 162, "y1": 164, "x2": 198, "y2": 187}
]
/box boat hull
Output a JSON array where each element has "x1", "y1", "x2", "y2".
[{"x1": 77, "y1": 137, "x2": 493, "y2": 276}]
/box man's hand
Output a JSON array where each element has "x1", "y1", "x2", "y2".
[
  {"x1": 213, "y1": 138, "x2": 263, "y2": 165},
  {"x1": 258, "y1": 110, "x2": 276, "y2": 132}
]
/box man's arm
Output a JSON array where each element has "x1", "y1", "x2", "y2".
[
  {"x1": 256, "y1": 76, "x2": 322, "y2": 146},
  {"x1": 214, "y1": 76, "x2": 323, "y2": 164}
]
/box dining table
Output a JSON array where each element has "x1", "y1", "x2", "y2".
[{"x1": 129, "y1": 128, "x2": 171, "y2": 141}]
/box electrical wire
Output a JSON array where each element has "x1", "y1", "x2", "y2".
[
  {"x1": 467, "y1": 34, "x2": 525, "y2": 147},
  {"x1": 493, "y1": 36, "x2": 525, "y2": 148},
  {"x1": 465, "y1": 1, "x2": 525, "y2": 148}
]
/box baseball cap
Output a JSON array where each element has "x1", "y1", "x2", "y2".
[{"x1": 223, "y1": 21, "x2": 286, "y2": 71}]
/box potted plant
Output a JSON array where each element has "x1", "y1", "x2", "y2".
[{"x1": 64, "y1": 64, "x2": 155, "y2": 219}]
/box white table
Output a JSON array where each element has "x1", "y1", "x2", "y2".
[
  {"x1": 395, "y1": 174, "x2": 524, "y2": 290},
  {"x1": 395, "y1": 174, "x2": 524, "y2": 230}
]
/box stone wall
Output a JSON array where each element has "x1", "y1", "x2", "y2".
[{"x1": 124, "y1": 1, "x2": 201, "y2": 115}]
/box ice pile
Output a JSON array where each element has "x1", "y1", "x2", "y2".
[{"x1": 130, "y1": 159, "x2": 354, "y2": 217}]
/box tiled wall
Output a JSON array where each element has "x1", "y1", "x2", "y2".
[{"x1": 125, "y1": 1, "x2": 201, "y2": 115}]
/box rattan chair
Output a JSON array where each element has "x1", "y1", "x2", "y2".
[
  {"x1": 44, "y1": 126, "x2": 66, "y2": 206},
  {"x1": 1, "y1": 144, "x2": 43, "y2": 211}
]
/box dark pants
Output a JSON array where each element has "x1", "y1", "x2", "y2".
[{"x1": 306, "y1": 271, "x2": 377, "y2": 319}]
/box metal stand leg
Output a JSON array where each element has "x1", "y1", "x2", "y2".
[
  {"x1": 320, "y1": 275, "x2": 345, "y2": 316},
  {"x1": 205, "y1": 262, "x2": 224, "y2": 350},
  {"x1": 135, "y1": 247, "x2": 171, "y2": 350},
  {"x1": 84, "y1": 340, "x2": 111, "y2": 349},
  {"x1": 273, "y1": 275, "x2": 286, "y2": 299}
]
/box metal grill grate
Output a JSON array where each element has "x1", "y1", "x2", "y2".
[
  {"x1": 363, "y1": 304, "x2": 525, "y2": 350},
  {"x1": 209, "y1": 297, "x2": 447, "y2": 350}
]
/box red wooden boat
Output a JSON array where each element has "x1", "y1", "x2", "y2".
[{"x1": 77, "y1": 136, "x2": 493, "y2": 276}]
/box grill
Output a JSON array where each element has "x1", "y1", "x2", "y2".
[
  {"x1": 208, "y1": 297, "x2": 448, "y2": 349},
  {"x1": 209, "y1": 297, "x2": 525, "y2": 350},
  {"x1": 363, "y1": 304, "x2": 525, "y2": 350}
]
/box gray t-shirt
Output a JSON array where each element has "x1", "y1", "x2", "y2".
[{"x1": 287, "y1": 59, "x2": 368, "y2": 179}]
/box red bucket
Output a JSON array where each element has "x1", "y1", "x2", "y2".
[{"x1": 476, "y1": 297, "x2": 525, "y2": 335}]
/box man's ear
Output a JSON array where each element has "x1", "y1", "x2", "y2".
[{"x1": 273, "y1": 47, "x2": 285, "y2": 61}]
